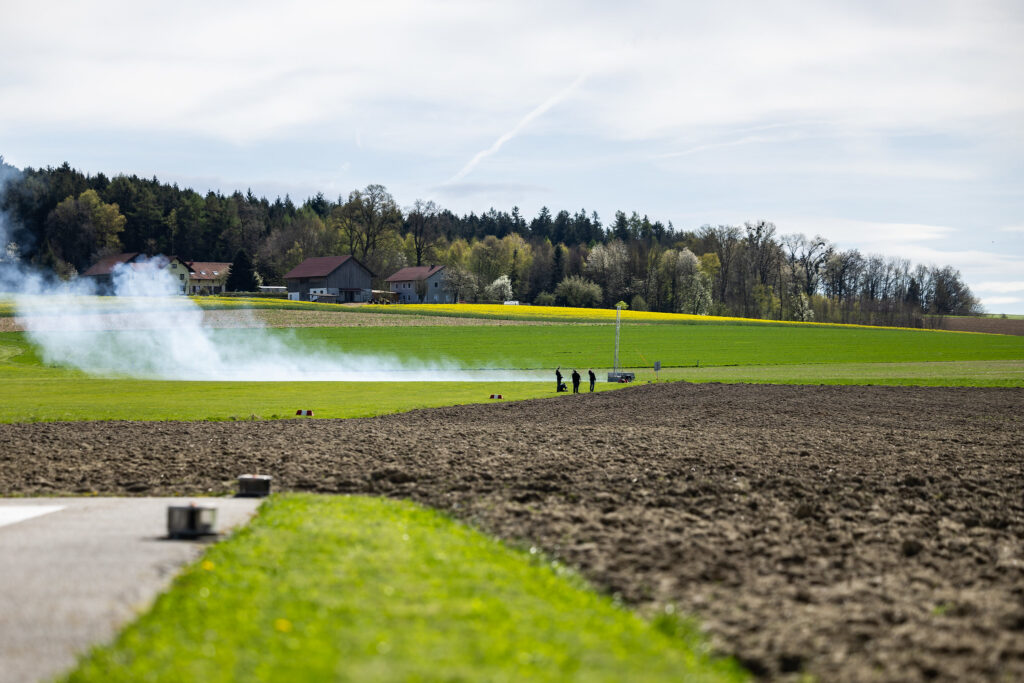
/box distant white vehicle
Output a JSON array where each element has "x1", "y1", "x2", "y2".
[{"x1": 503, "y1": 300, "x2": 519, "y2": 305}]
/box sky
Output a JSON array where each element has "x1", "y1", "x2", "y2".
[{"x1": 1, "y1": 0, "x2": 1022, "y2": 312}]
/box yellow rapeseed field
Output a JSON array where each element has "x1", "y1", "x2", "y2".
[
  {"x1": 1, "y1": 295, "x2": 950, "y2": 333},
  {"x1": 369, "y1": 303, "x2": 796, "y2": 325},
  {"x1": 361, "y1": 303, "x2": 945, "y2": 332}
]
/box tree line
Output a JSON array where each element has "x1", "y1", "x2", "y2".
[{"x1": 0, "y1": 158, "x2": 980, "y2": 326}]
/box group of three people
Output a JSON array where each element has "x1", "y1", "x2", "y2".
[{"x1": 556, "y1": 366, "x2": 596, "y2": 393}]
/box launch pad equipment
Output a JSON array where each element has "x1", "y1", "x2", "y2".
[
  {"x1": 607, "y1": 304, "x2": 636, "y2": 383},
  {"x1": 167, "y1": 503, "x2": 217, "y2": 539},
  {"x1": 237, "y1": 474, "x2": 272, "y2": 497}
]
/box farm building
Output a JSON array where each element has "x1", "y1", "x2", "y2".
[
  {"x1": 81, "y1": 252, "x2": 145, "y2": 292},
  {"x1": 185, "y1": 261, "x2": 231, "y2": 295},
  {"x1": 385, "y1": 265, "x2": 452, "y2": 303},
  {"x1": 82, "y1": 253, "x2": 193, "y2": 294},
  {"x1": 284, "y1": 255, "x2": 374, "y2": 302}
]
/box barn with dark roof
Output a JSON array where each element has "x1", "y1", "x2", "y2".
[{"x1": 283, "y1": 256, "x2": 374, "y2": 302}]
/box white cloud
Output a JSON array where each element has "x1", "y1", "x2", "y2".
[
  {"x1": 979, "y1": 296, "x2": 1021, "y2": 307},
  {"x1": 1001, "y1": 226, "x2": 1024, "y2": 233},
  {"x1": 776, "y1": 217, "x2": 956, "y2": 245},
  {"x1": 974, "y1": 281, "x2": 1024, "y2": 294}
]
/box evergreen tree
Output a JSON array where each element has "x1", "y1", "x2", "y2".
[
  {"x1": 550, "y1": 243, "x2": 564, "y2": 291},
  {"x1": 226, "y1": 249, "x2": 259, "y2": 292}
]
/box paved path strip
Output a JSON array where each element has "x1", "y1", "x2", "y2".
[
  {"x1": 0, "y1": 497, "x2": 262, "y2": 683},
  {"x1": 0, "y1": 505, "x2": 64, "y2": 528}
]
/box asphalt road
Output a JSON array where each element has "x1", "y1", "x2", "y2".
[{"x1": 0, "y1": 497, "x2": 262, "y2": 683}]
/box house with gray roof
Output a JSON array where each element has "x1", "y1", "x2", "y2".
[{"x1": 385, "y1": 265, "x2": 452, "y2": 303}]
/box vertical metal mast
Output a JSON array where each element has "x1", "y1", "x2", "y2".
[{"x1": 613, "y1": 304, "x2": 621, "y2": 374}]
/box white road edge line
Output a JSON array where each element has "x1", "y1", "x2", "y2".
[{"x1": 0, "y1": 506, "x2": 65, "y2": 529}]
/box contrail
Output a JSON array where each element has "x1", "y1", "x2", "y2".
[{"x1": 445, "y1": 73, "x2": 588, "y2": 185}]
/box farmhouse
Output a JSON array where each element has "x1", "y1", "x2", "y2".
[
  {"x1": 163, "y1": 257, "x2": 193, "y2": 294},
  {"x1": 185, "y1": 261, "x2": 231, "y2": 295},
  {"x1": 385, "y1": 265, "x2": 452, "y2": 303},
  {"x1": 81, "y1": 252, "x2": 145, "y2": 292},
  {"x1": 284, "y1": 255, "x2": 374, "y2": 302},
  {"x1": 82, "y1": 253, "x2": 193, "y2": 294}
]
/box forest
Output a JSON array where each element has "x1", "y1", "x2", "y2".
[{"x1": 0, "y1": 158, "x2": 980, "y2": 326}]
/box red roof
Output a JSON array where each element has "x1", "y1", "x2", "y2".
[
  {"x1": 81, "y1": 253, "x2": 141, "y2": 276},
  {"x1": 385, "y1": 265, "x2": 445, "y2": 283},
  {"x1": 187, "y1": 261, "x2": 231, "y2": 280},
  {"x1": 284, "y1": 255, "x2": 373, "y2": 279}
]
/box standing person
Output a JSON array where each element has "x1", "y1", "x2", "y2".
[
  {"x1": 571, "y1": 368, "x2": 581, "y2": 394},
  {"x1": 588, "y1": 368, "x2": 596, "y2": 392},
  {"x1": 555, "y1": 366, "x2": 563, "y2": 392}
]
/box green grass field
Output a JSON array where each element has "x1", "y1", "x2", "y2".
[
  {"x1": 8, "y1": 322, "x2": 1024, "y2": 371},
  {"x1": 2, "y1": 314, "x2": 1023, "y2": 422},
  {"x1": 63, "y1": 495, "x2": 745, "y2": 683},
  {"x1": 0, "y1": 377, "x2": 618, "y2": 422},
  {"x1": 276, "y1": 323, "x2": 1024, "y2": 368}
]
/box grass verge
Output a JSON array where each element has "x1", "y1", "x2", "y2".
[{"x1": 63, "y1": 494, "x2": 746, "y2": 682}]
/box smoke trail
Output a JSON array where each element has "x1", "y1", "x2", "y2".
[{"x1": 9, "y1": 260, "x2": 539, "y2": 381}]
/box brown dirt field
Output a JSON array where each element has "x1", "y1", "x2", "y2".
[
  {"x1": 936, "y1": 317, "x2": 1024, "y2": 336},
  {"x1": 2, "y1": 383, "x2": 1022, "y2": 681}
]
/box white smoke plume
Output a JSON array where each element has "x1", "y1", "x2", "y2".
[
  {"x1": 5, "y1": 259, "x2": 539, "y2": 381},
  {"x1": 0, "y1": 209, "x2": 536, "y2": 381}
]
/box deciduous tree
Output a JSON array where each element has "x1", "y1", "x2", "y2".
[
  {"x1": 405, "y1": 199, "x2": 440, "y2": 266},
  {"x1": 44, "y1": 189, "x2": 126, "y2": 270},
  {"x1": 555, "y1": 274, "x2": 602, "y2": 308}
]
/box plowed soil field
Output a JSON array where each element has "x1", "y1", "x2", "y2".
[
  {"x1": 937, "y1": 317, "x2": 1024, "y2": 336},
  {"x1": 2, "y1": 383, "x2": 1022, "y2": 681}
]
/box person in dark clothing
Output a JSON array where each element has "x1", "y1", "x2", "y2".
[
  {"x1": 588, "y1": 368, "x2": 596, "y2": 392},
  {"x1": 571, "y1": 369, "x2": 581, "y2": 394},
  {"x1": 556, "y1": 366, "x2": 564, "y2": 392}
]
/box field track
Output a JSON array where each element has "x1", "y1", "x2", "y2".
[
  {"x1": 2, "y1": 382, "x2": 1022, "y2": 681},
  {"x1": 0, "y1": 308, "x2": 559, "y2": 332}
]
